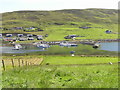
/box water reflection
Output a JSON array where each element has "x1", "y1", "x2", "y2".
[
  {"x1": 1, "y1": 42, "x2": 119, "y2": 53},
  {"x1": 99, "y1": 42, "x2": 119, "y2": 52},
  {"x1": 1, "y1": 44, "x2": 45, "y2": 53}
]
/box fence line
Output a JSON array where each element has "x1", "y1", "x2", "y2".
[
  {"x1": 2, "y1": 60, "x2": 5, "y2": 71},
  {"x1": 11, "y1": 59, "x2": 14, "y2": 69},
  {"x1": 1, "y1": 58, "x2": 43, "y2": 71}
]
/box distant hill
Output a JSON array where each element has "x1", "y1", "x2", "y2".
[
  {"x1": 2, "y1": 9, "x2": 118, "y2": 28},
  {"x1": 1, "y1": 9, "x2": 118, "y2": 40}
]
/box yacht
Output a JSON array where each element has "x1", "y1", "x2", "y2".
[
  {"x1": 13, "y1": 44, "x2": 22, "y2": 50},
  {"x1": 36, "y1": 44, "x2": 50, "y2": 48},
  {"x1": 59, "y1": 42, "x2": 78, "y2": 47}
]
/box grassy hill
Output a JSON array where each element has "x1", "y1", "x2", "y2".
[{"x1": 1, "y1": 9, "x2": 118, "y2": 41}]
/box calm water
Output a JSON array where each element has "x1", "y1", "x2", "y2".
[
  {"x1": 99, "y1": 42, "x2": 119, "y2": 52},
  {"x1": 0, "y1": 44, "x2": 45, "y2": 53},
  {"x1": 1, "y1": 42, "x2": 119, "y2": 53}
]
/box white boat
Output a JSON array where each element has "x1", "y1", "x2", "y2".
[
  {"x1": 13, "y1": 44, "x2": 22, "y2": 50},
  {"x1": 59, "y1": 42, "x2": 78, "y2": 47},
  {"x1": 93, "y1": 43, "x2": 100, "y2": 48},
  {"x1": 36, "y1": 44, "x2": 50, "y2": 48}
]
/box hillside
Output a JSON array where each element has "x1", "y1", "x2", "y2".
[{"x1": 1, "y1": 9, "x2": 118, "y2": 40}]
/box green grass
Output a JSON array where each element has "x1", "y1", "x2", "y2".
[
  {"x1": 2, "y1": 55, "x2": 119, "y2": 88},
  {"x1": 2, "y1": 23, "x2": 118, "y2": 41},
  {"x1": 2, "y1": 9, "x2": 118, "y2": 41},
  {"x1": 2, "y1": 64, "x2": 118, "y2": 88},
  {"x1": 42, "y1": 56, "x2": 118, "y2": 65}
]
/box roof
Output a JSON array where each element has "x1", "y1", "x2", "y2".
[{"x1": 6, "y1": 34, "x2": 12, "y2": 35}]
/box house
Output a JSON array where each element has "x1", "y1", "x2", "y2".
[
  {"x1": 37, "y1": 35, "x2": 43, "y2": 37},
  {"x1": 0, "y1": 27, "x2": 3, "y2": 30},
  {"x1": 18, "y1": 37, "x2": 27, "y2": 41},
  {"x1": 37, "y1": 36, "x2": 43, "y2": 40},
  {"x1": 105, "y1": 30, "x2": 112, "y2": 34},
  {"x1": 24, "y1": 27, "x2": 37, "y2": 31},
  {"x1": 79, "y1": 26, "x2": 92, "y2": 29},
  {"x1": 3, "y1": 38, "x2": 13, "y2": 41},
  {"x1": 12, "y1": 27, "x2": 23, "y2": 30},
  {"x1": 17, "y1": 34, "x2": 24, "y2": 37},
  {"x1": 13, "y1": 38, "x2": 17, "y2": 41},
  {"x1": 0, "y1": 34, "x2": 2, "y2": 37},
  {"x1": 27, "y1": 34, "x2": 33, "y2": 37},
  {"x1": 6, "y1": 34, "x2": 12, "y2": 37},
  {"x1": 64, "y1": 35, "x2": 79, "y2": 39},
  {"x1": 28, "y1": 37, "x2": 34, "y2": 40},
  {"x1": 36, "y1": 35, "x2": 43, "y2": 40}
]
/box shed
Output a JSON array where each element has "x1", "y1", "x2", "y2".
[
  {"x1": 105, "y1": 30, "x2": 112, "y2": 34},
  {"x1": 13, "y1": 27, "x2": 23, "y2": 30},
  {"x1": 6, "y1": 34, "x2": 12, "y2": 37},
  {"x1": 37, "y1": 35, "x2": 43, "y2": 37},
  {"x1": 0, "y1": 34, "x2": 2, "y2": 37},
  {"x1": 17, "y1": 34, "x2": 24, "y2": 37},
  {"x1": 3, "y1": 38, "x2": 13, "y2": 41},
  {"x1": 18, "y1": 37, "x2": 27, "y2": 41},
  {"x1": 27, "y1": 34, "x2": 33, "y2": 37},
  {"x1": 37, "y1": 36, "x2": 43, "y2": 40},
  {"x1": 64, "y1": 35, "x2": 79, "y2": 39},
  {"x1": 79, "y1": 27, "x2": 91, "y2": 29},
  {"x1": 28, "y1": 37, "x2": 34, "y2": 40}
]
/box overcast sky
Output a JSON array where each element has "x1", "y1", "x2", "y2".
[{"x1": 0, "y1": 0, "x2": 119, "y2": 13}]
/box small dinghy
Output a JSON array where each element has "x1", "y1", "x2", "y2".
[
  {"x1": 13, "y1": 44, "x2": 22, "y2": 50},
  {"x1": 36, "y1": 44, "x2": 50, "y2": 48},
  {"x1": 93, "y1": 43, "x2": 100, "y2": 49},
  {"x1": 59, "y1": 42, "x2": 78, "y2": 47}
]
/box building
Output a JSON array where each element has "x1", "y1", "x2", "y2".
[
  {"x1": 3, "y1": 38, "x2": 13, "y2": 41},
  {"x1": 6, "y1": 34, "x2": 12, "y2": 37},
  {"x1": 105, "y1": 30, "x2": 112, "y2": 34},
  {"x1": 0, "y1": 34, "x2": 2, "y2": 37},
  {"x1": 64, "y1": 35, "x2": 79, "y2": 39},
  {"x1": 28, "y1": 37, "x2": 34, "y2": 40},
  {"x1": 27, "y1": 34, "x2": 33, "y2": 37},
  {"x1": 17, "y1": 34, "x2": 24, "y2": 37},
  {"x1": 18, "y1": 37, "x2": 27, "y2": 41},
  {"x1": 37, "y1": 36, "x2": 43, "y2": 40}
]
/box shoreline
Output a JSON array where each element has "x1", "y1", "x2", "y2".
[{"x1": 96, "y1": 39, "x2": 120, "y2": 43}]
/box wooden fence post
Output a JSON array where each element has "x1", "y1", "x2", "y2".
[
  {"x1": 2, "y1": 60, "x2": 5, "y2": 71},
  {"x1": 22, "y1": 60, "x2": 24, "y2": 66},
  {"x1": 11, "y1": 59, "x2": 15, "y2": 69},
  {"x1": 18, "y1": 59, "x2": 20, "y2": 67},
  {"x1": 26, "y1": 61, "x2": 27, "y2": 66}
]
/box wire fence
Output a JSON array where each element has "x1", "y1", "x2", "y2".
[{"x1": 1, "y1": 58, "x2": 43, "y2": 71}]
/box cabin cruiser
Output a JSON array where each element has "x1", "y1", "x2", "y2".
[
  {"x1": 36, "y1": 44, "x2": 50, "y2": 48},
  {"x1": 59, "y1": 42, "x2": 78, "y2": 47},
  {"x1": 93, "y1": 43, "x2": 100, "y2": 48},
  {"x1": 13, "y1": 44, "x2": 22, "y2": 50}
]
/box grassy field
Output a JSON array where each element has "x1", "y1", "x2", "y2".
[
  {"x1": 42, "y1": 56, "x2": 118, "y2": 65},
  {"x1": 2, "y1": 23, "x2": 118, "y2": 41},
  {"x1": 2, "y1": 55, "x2": 43, "y2": 70},
  {"x1": 2, "y1": 9, "x2": 118, "y2": 41},
  {"x1": 2, "y1": 64, "x2": 118, "y2": 88},
  {"x1": 2, "y1": 55, "x2": 119, "y2": 88}
]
